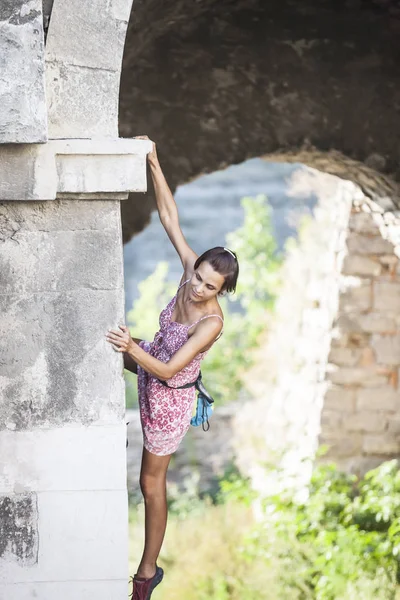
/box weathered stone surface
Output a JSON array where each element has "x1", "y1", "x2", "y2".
[
  {"x1": 373, "y1": 281, "x2": 400, "y2": 312},
  {"x1": 339, "y1": 277, "x2": 372, "y2": 313},
  {"x1": 320, "y1": 410, "x2": 343, "y2": 429},
  {"x1": 327, "y1": 367, "x2": 386, "y2": 387},
  {"x1": 346, "y1": 233, "x2": 394, "y2": 256},
  {"x1": 0, "y1": 0, "x2": 47, "y2": 143},
  {"x1": 348, "y1": 212, "x2": 382, "y2": 235},
  {"x1": 46, "y1": 0, "x2": 130, "y2": 71},
  {"x1": 45, "y1": 0, "x2": 133, "y2": 138},
  {"x1": 355, "y1": 313, "x2": 397, "y2": 334},
  {"x1": 1, "y1": 491, "x2": 128, "y2": 584},
  {"x1": 0, "y1": 228, "x2": 123, "y2": 293},
  {"x1": 46, "y1": 62, "x2": 120, "y2": 139},
  {"x1": 0, "y1": 581, "x2": 128, "y2": 600},
  {"x1": 0, "y1": 494, "x2": 38, "y2": 565},
  {"x1": 387, "y1": 415, "x2": 400, "y2": 434},
  {"x1": 0, "y1": 139, "x2": 151, "y2": 201},
  {"x1": 344, "y1": 411, "x2": 386, "y2": 433},
  {"x1": 0, "y1": 426, "x2": 126, "y2": 494},
  {"x1": 363, "y1": 435, "x2": 400, "y2": 455},
  {"x1": 328, "y1": 347, "x2": 361, "y2": 367},
  {"x1": 324, "y1": 386, "x2": 355, "y2": 412},
  {"x1": 0, "y1": 199, "x2": 121, "y2": 233},
  {"x1": 370, "y1": 334, "x2": 400, "y2": 366},
  {"x1": 0, "y1": 289, "x2": 125, "y2": 431},
  {"x1": 319, "y1": 433, "x2": 362, "y2": 458},
  {"x1": 356, "y1": 387, "x2": 400, "y2": 411},
  {"x1": 342, "y1": 255, "x2": 381, "y2": 277},
  {"x1": 0, "y1": 200, "x2": 125, "y2": 430}
]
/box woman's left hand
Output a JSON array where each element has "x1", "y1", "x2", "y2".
[{"x1": 106, "y1": 325, "x2": 135, "y2": 353}]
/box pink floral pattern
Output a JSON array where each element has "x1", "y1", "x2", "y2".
[{"x1": 137, "y1": 280, "x2": 223, "y2": 456}]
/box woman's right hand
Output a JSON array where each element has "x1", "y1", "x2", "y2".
[{"x1": 135, "y1": 135, "x2": 158, "y2": 164}]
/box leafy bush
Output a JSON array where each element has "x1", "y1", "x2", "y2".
[
  {"x1": 129, "y1": 460, "x2": 400, "y2": 599},
  {"x1": 125, "y1": 195, "x2": 281, "y2": 407}
]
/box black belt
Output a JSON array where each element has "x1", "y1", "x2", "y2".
[{"x1": 157, "y1": 371, "x2": 214, "y2": 404}]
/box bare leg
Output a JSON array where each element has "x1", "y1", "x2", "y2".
[{"x1": 136, "y1": 447, "x2": 172, "y2": 579}]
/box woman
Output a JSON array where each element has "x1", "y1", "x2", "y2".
[{"x1": 106, "y1": 137, "x2": 239, "y2": 600}]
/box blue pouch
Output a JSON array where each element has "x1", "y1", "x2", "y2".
[
  {"x1": 190, "y1": 393, "x2": 214, "y2": 431},
  {"x1": 157, "y1": 371, "x2": 215, "y2": 431}
]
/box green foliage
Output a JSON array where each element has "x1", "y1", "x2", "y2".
[
  {"x1": 125, "y1": 195, "x2": 281, "y2": 407},
  {"x1": 137, "y1": 460, "x2": 400, "y2": 599},
  {"x1": 249, "y1": 460, "x2": 400, "y2": 600}
]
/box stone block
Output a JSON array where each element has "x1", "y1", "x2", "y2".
[
  {"x1": 327, "y1": 367, "x2": 387, "y2": 387},
  {"x1": 2, "y1": 491, "x2": 128, "y2": 583},
  {"x1": 46, "y1": 0, "x2": 130, "y2": 71},
  {"x1": 324, "y1": 386, "x2": 355, "y2": 411},
  {"x1": 339, "y1": 277, "x2": 372, "y2": 312},
  {"x1": 346, "y1": 233, "x2": 394, "y2": 255},
  {"x1": 320, "y1": 409, "x2": 342, "y2": 428},
  {"x1": 0, "y1": 290, "x2": 125, "y2": 430},
  {"x1": 318, "y1": 434, "x2": 362, "y2": 458},
  {"x1": 356, "y1": 387, "x2": 400, "y2": 411},
  {"x1": 0, "y1": 0, "x2": 47, "y2": 143},
  {"x1": 0, "y1": 139, "x2": 152, "y2": 200},
  {"x1": 342, "y1": 255, "x2": 381, "y2": 277},
  {"x1": 0, "y1": 425, "x2": 127, "y2": 494},
  {"x1": 0, "y1": 581, "x2": 128, "y2": 600},
  {"x1": 371, "y1": 334, "x2": 400, "y2": 365},
  {"x1": 349, "y1": 212, "x2": 381, "y2": 235},
  {"x1": 373, "y1": 281, "x2": 400, "y2": 312},
  {"x1": 111, "y1": 0, "x2": 134, "y2": 20},
  {"x1": 355, "y1": 313, "x2": 397, "y2": 334},
  {"x1": 46, "y1": 62, "x2": 120, "y2": 139},
  {"x1": 379, "y1": 255, "x2": 398, "y2": 268},
  {"x1": 0, "y1": 199, "x2": 121, "y2": 233},
  {"x1": 343, "y1": 411, "x2": 386, "y2": 433},
  {"x1": 387, "y1": 415, "x2": 400, "y2": 434},
  {"x1": 328, "y1": 347, "x2": 361, "y2": 367},
  {"x1": 363, "y1": 435, "x2": 400, "y2": 455},
  {"x1": 0, "y1": 230, "x2": 123, "y2": 294},
  {"x1": 56, "y1": 153, "x2": 147, "y2": 194}
]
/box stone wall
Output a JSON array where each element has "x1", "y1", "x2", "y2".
[
  {"x1": 232, "y1": 168, "x2": 356, "y2": 493},
  {"x1": 227, "y1": 167, "x2": 400, "y2": 495},
  {"x1": 0, "y1": 1, "x2": 150, "y2": 598},
  {"x1": 321, "y1": 199, "x2": 400, "y2": 473}
]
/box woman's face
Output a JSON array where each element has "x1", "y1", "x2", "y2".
[{"x1": 189, "y1": 261, "x2": 225, "y2": 303}]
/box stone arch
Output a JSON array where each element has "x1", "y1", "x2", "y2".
[
  {"x1": 119, "y1": 0, "x2": 400, "y2": 240},
  {"x1": 45, "y1": 0, "x2": 134, "y2": 139}
]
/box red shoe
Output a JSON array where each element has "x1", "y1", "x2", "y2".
[{"x1": 129, "y1": 566, "x2": 164, "y2": 600}]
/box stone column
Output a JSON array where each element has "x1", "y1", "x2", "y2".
[{"x1": 0, "y1": 1, "x2": 148, "y2": 598}]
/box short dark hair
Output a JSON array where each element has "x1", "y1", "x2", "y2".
[{"x1": 194, "y1": 246, "x2": 239, "y2": 294}]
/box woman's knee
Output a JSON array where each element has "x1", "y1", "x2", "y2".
[{"x1": 140, "y1": 472, "x2": 166, "y2": 500}]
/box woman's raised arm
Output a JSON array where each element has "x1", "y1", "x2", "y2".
[{"x1": 136, "y1": 136, "x2": 198, "y2": 270}]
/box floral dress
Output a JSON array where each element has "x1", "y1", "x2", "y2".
[{"x1": 137, "y1": 279, "x2": 223, "y2": 456}]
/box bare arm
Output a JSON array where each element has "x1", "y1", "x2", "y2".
[
  {"x1": 136, "y1": 136, "x2": 198, "y2": 270},
  {"x1": 107, "y1": 321, "x2": 222, "y2": 380},
  {"x1": 123, "y1": 337, "x2": 142, "y2": 373}
]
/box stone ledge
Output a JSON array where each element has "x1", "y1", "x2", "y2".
[{"x1": 0, "y1": 138, "x2": 152, "y2": 201}]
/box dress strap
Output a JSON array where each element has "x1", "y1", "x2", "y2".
[
  {"x1": 187, "y1": 314, "x2": 224, "y2": 331},
  {"x1": 177, "y1": 278, "x2": 190, "y2": 291}
]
